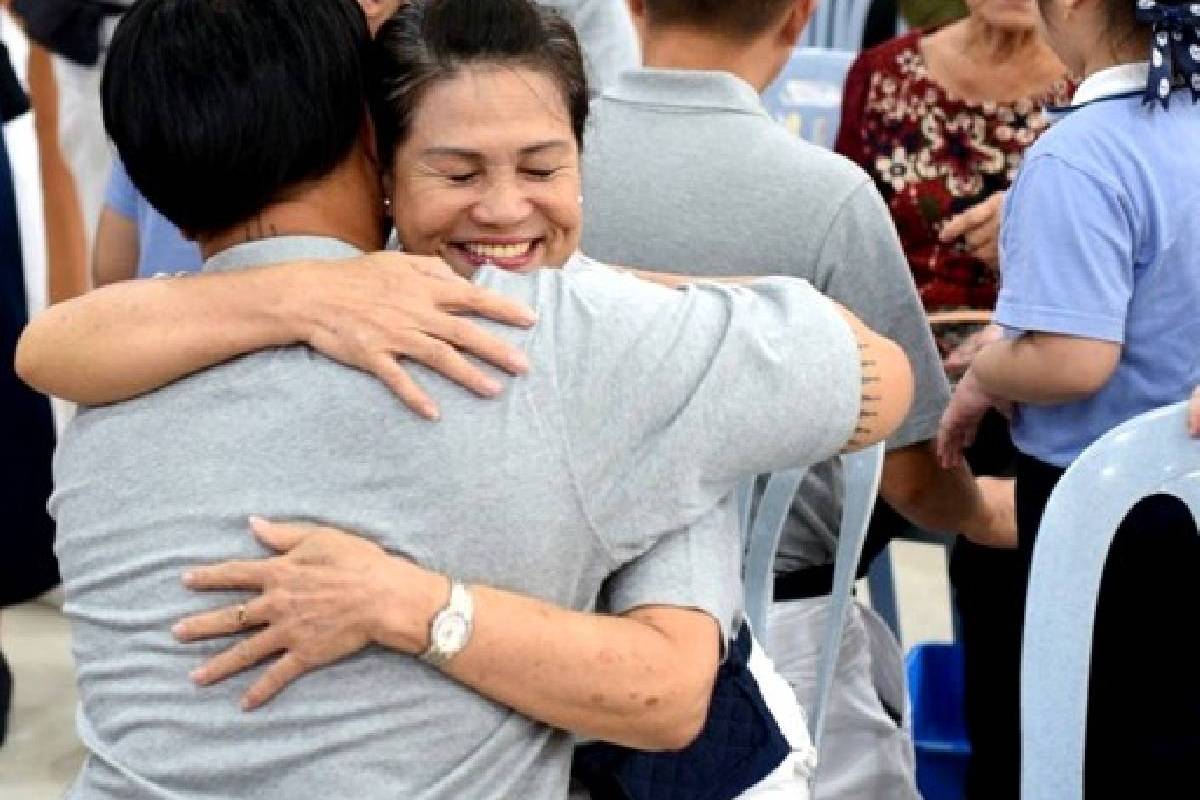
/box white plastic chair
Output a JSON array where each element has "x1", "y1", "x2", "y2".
[
  {"x1": 760, "y1": 47, "x2": 856, "y2": 149},
  {"x1": 741, "y1": 442, "x2": 886, "y2": 745},
  {"x1": 1020, "y1": 401, "x2": 1200, "y2": 800}
]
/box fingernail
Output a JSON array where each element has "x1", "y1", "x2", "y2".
[
  {"x1": 510, "y1": 352, "x2": 530, "y2": 373},
  {"x1": 248, "y1": 515, "x2": 267, "y2": 529},
  {"x1": 241, "y1": 697, "x2": 254, "y2": 711},
  {"x1": 182, "y1": 570, "x2": 196, "y2": 586},
  {"x1": 423, "y1": 404, "x2": 441, "y2": 422},
  {"x1": 482, "y1": 378, "x2": 503, "y2": 397},
  {"x1": 172, "y1": 623, "x2": 186, "y2": 639},
  {"x1": 520, "y1": 309, "x2": 538, "y2": 325},
  {"x1": 190, "y1": 668, "x2": 205, "y2": 684}
]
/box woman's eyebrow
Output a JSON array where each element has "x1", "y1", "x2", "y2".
[
  {"x1": 519, "y1": 140, "x2": 571, "y2": 156},
  {"x1": 422, "y1": 147, "x2": 482, "y2": 160}
]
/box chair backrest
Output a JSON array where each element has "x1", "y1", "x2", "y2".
[
  {"x1": 761, "y1": 47, "x2": 856, "y2": 149},
  {"x1": 740, "y1": 443, "x2": 886, "y2": 744},
  {"x1": 1020, "y1": 401, "x2": 1200, "y2": 800},
  {"x1": 799, "y1": 0, "x2": 872, "y2": 50}
]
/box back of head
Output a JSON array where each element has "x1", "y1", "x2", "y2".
[
  {"x1": 641, "y1": 0, "x2": 798, "y2": 38},
  {"x1": 372, "y1": 0, "x2": 589, "y2": 164},
  {"x1": 102, "y1": 0, "x2": 374, "y2": 239}
]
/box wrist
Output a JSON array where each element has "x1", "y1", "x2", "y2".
[
  {"x1": 373, "y1": 559, "x2": 450, "y2": 656},
  {"x1": 261, "y1": 261, "x2": 324, "y2": 348}
]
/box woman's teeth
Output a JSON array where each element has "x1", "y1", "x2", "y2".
[{"x1": 461, "y1": 242, "x2": 534, "y2": 260}]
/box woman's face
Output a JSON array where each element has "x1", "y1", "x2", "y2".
[
  {"x1": 966, "y1": 0, "x2": 1040, "y2": 31},
  {"x1": 388, "y1": 65, "x2": 583, "y2": 278}
]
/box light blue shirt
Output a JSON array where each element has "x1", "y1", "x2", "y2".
[
  {"x1": 996, "y1": 64, "x2": 1200, "y2": 467},
  {"x1": 104, "y1": 159, "x2": 202, "y2": 278}
]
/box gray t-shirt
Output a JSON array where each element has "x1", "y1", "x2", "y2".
[
  {"x1": 51, "y1": 236, "x2": 860, "y2": 800},
  {"x1": 582, "y1": 68, "x2": 950, "y2": 572}
]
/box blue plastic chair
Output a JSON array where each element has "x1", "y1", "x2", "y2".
[
  {"x1": 1020, "y1": 401, "x2": 1200, "y2": 800},
  {"x1": 741, "y1": 442, "x2": 886, "y2": 746},
  {"x1": 761, "y1": 47, "x2": 856, "y2": 150}
]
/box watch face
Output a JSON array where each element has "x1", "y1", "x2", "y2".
[{"x1": 436, "y1": 613, "x2": 470, "y2": 651}]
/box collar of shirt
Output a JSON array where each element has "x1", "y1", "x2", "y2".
[
  {"x1": 604, "y1": 68, "x2": 767, "y2": 117},
  {"x1": 1071, "y1": 61, "x2": 1150, "y2": 105},
  {"x1": 203, "y1": 235, "x2": 364, "y2": 274}
]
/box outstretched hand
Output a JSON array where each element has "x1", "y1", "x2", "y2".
[
  {"x1": 294, "y1": 252, "x2": 537, "y2": 420},
  {"x1": 937, "y1": 369, "x2": 1003, "y2": 469},
  {"x1": 174, "y1": 518, "x2": 439, "y2": 710}
]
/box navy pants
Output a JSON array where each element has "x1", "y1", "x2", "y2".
[{"x1": 0, "y1": 125, "x2": 60, "y2": 607}]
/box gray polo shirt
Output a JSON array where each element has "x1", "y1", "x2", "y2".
[
  {"x1": 51, "y1": 235, "x2": 860, "y2": 800},
  {"x1": 582, "y1": 68, "x2": 950, "y2": 572}
]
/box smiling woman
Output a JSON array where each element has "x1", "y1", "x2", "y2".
[{"x1": 374, "y1": 0, "x2": 587, "y2": 274}]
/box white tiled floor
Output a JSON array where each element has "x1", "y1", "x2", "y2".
[{"x1": 0, "y1": 540, "x2": 954, "y2": 799}]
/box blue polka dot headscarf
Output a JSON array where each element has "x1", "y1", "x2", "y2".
[{"x1": 1137, "y1": 0, "x2": 1200, "y2": 108}]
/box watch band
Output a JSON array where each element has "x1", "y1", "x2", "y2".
[{"x1": 419, "y1": 580, "x2": 474, "y2": 668}]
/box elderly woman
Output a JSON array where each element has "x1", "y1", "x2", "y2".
[
  {"x1": 833, "y1": 1, "x2": 1071, "y2": 793},
  {"x1": 17, "y1": 0, "x2": 915, "y2": 796}
]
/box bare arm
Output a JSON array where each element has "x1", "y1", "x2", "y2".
[
  {"x1": 880, "y1": 441, "x2": 1015, "y2": 548},
  {"x1": 835, "y1": 304, "x2": 915, "y2": 451},
  {"x1": 176, "y1": 521, "x2": 719, "y2": 751},
  {"x1": 15, "y1": 252, "x2": 537, "y2": 418},
  {"x1": 91, "y1": 207, "x2": 139, "y2": 287},
  {"x1": 1190, "y1": 387, "x2": 1200, "y2": 437},
  {"x1": 972, "y1": 333, "x2": 1120, "y2": 405}
]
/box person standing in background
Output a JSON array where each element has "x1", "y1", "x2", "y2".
[
  {"x1": 833, "y1": 3, "x2": 1070, "y2": 793},
  {"x1": 0, "y1": 16, "x2": 60, "y2": 748},
  {"x1": 541, "y1": 0, "x2": 639, "y2": 89}
]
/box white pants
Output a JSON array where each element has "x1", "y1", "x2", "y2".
[{"x1": 766, "y1": 598, "x2": 920, "y2": 800}]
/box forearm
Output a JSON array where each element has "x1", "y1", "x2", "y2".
[
  {"x1": 375, "y1": 566, "x2": 717, "y2": 750},
  {"x1": 972, "y1": 335, "x2": 1117, "y2": 405},
  {"x1": 16, "y1": 264, "x2": 306, "y2": 403},
  {"x1": 880, "y1": 442, "x2": 989, "y2": 539}
]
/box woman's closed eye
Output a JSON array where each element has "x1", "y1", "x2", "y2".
[
  {"x1": 521, "y1": 166, "x2": 563, "y2": 180},
  {"x1": 444, "y1": 171, "x2": 481, "y2": 185}
]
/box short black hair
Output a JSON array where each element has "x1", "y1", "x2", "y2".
[
  {"x1": 642, "y1": 0, "x2": 797, "y2": 38},
  {"x1": 373, "y1": 0, "x2": 589, "y2": 167},
  {"x1": 102, "y1": 0, "x2": 374, "y2": 238}
]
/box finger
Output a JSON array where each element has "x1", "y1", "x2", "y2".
[
  {"x1": 184, "y1": 561, "x2": 271, "y2": 591},
  {"x1": 940, "y1": 207, "x2": 987, "y2": 242},
  {"x1": 397, "y1": 335, "x2": 507, "y2": 400},
  {"x1": 190, "y1": 628, "x2": 285, "y2": 687},
  {"x1": 173, "y1": 597, "x2": 269, "y2": 642},
  {"x1": 249, "y1": 517, "x2": 314, "y2": 553},
  {"x1": 436, "y1": 283, "x2": 537, "y2": 328},
  {"x1": 241, "y1": 652, "x2": 312, "y2": 711},
  {"x1": 368, "y1": 354, "x2": 440, "y2": 420},
  {"x1": 423, "y1": 314, "x2": 530, "y2": 376}
]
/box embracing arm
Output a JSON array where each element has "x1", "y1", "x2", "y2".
[
  {"x1": 15, "y1": 253, "x2": 536, "y2": 417},
  {"x1": 177, "y1": 521, "x2": 720, "y2": 751}
]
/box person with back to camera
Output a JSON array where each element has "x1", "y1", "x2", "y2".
[
  {"x1": 937, "y1": 0, "x2": 1200, "y2": 793},
  {"x1": 583, "y1": 1, "x2": 1019, "y2": 796},
  {"x1": 832, "y1": 1, "x2": 1074, "y2": 791},
  {"x1": 19, "y1": 0, "x2": 916, "y2": 797}
]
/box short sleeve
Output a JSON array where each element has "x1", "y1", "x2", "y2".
[
  {"x1": 816, "y1": 181, "x2": 950, "y2": 449},
  {"x1": 550, "y1": 269, "x2": 862, "y2": 562},
  {"x1": 597, "y1": 495, "x2": 742, "y2": 644},
  {"x1": 104, "y1": 159, "x2": 138, "y2": 220},
  {"x1": 996, "y1": 154, "x2": 1135, "y2": 343}
]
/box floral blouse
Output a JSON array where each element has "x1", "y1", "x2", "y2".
[{"x1": 834, "y1": 30, "x2": 1073, "y2": 350}]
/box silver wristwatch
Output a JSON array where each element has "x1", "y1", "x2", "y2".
[{"x1": 419, "y1": 580, "x2": 474, "y2": 668}]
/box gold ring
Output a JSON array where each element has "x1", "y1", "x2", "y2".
[{"x1": 236, "y1": 604, "x2": 249, "y2": 629}]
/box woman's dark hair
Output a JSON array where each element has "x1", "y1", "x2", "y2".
[
  {"x1": 102, "y1": 0, "x2": 375, "y2": 238},
  {"x1": 372, "y1": 0, "x2": 590, "y2": 166}
]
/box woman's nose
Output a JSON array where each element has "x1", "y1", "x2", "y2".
[{"x1": 472, "y1": 177, "x2": 532, "y2": 227}]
